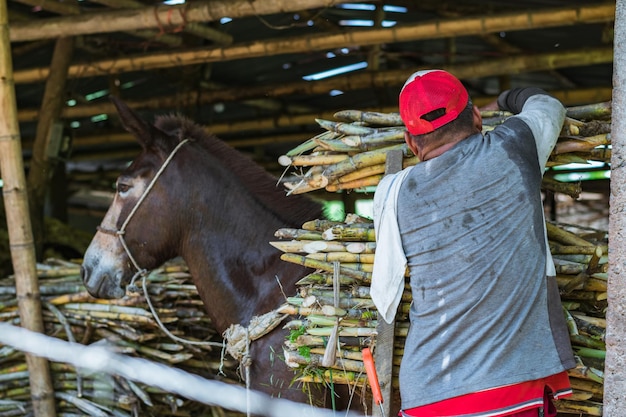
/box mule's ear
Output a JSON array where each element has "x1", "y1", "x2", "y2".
[
  {"x1": 110, "y1": 96, "x2": 153, "y2": 147},
  {"x1": 111, "y1": 96, "x2": 175, "y2": 154},
  {"x1": 111, "y1": 95, "x2": 173, "y2": 152}
]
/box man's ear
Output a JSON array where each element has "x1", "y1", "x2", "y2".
[
  {"x1": 472, "y1": 105, "x2": 483, "y2": 132},
  {"x1": 405, "y1": 131, "x2": 419, "y2": 156}
]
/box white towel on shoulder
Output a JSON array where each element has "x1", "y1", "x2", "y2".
[{"x1": 371, "y1": 166, "x2": 414, "y2": 324}]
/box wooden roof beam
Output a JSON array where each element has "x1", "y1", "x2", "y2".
[
  {"x1": 15, "y1": 47, "x2": 614, "y2": 122},
  {"x1": 88, "y1": 0, "x2": 233, "y2": 45},
  {"x1": 8, "y1": 0, "x2": 362, "y2": 42},
  {"x1": 11, "y1": 3, "x2": 615, "y2": 84},
  {"x1": 16, "y1": 87, "x2": 613, "y2": 156},
  {"x1": 12, "y1": 0, "x2": 183, "y2": 47}
]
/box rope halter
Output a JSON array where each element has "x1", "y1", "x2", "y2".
[{"x1": 96, "y1": 138, "x2": 190, "y2": 292}]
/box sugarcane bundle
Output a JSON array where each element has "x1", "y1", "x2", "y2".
[
  {"x1": 0, "y1": 258, "x2": 241, "y2": 417},
  {"x1": 274, "y1": 215, "x2": 607, "y2": 417},
  {"x1": 279, "y1": 103, "x2": 611, "y2": 197}
]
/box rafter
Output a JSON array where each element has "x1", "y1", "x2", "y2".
[
  {"x1": 15, "y1": 47, "x2": 614, "y2": 122},
  {"x1": 11, "y1": 3, "x2": 614, "y2": 84}
]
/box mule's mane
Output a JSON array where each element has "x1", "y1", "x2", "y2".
[{"x1": 155, "y1": 114, "x2": 322, "y2": 227}]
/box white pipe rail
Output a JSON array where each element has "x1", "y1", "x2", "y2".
[{"x1": 0, "y1": 322, "x2": 363, "y2": 417}]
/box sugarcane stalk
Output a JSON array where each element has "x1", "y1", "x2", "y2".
[
  {"x1": 566, "y1": 101, "x2": 611, "y2": 121},
  {"x1": 55, "y1": 392, "x2": 112, "y2": 417},
  {"x1": 285, "y1": 131, "x2": 340, "y2": 157},
  {"x1": 574, "y1": 347, "x2": 606, "y2": 360},
  {"x1": 315, "y1": 119, "x2": 374, "y2": 136},
  {"x1": 36, "y1": 267, "x2": 82, "y2": 278},
  {"x1": 269, "y1": 240, "x2": 350, "y2": 254},
  {"x1": 570, "y1": 334, "x2": 605, "y2": 350},
  {"x1": 548, "y1": 153, "x2": 597, "y2": 166},
  {"x1": 47, "y1": 292, "x2": 96, "y2": 305},
  {"x1": 563, "y1": 290, "x2": 598, "y2": 301},
  {"x1": 569, "y1": 377, "x2": 605, "y2": 396},
  {"x1": 553, "y1": 254, "x2": 593, "y2": 264},
  {"x1": 549, "y1": 243, "x2": 608, "y2": 255},
  {"x1": 295, "y1": 272, "x2": 361, "y2": 286},
  {"x1": 541, "y1": 176, "x2": 582, "y2": 198},
  {"x1": 61, "y1": 303, "x2": 164, "y2": 317},
  {"x1": 310, "y1": 347, "x2": 364, "y2": 361},
  {"x1": 562, "y1": 301, "x2": 581, "y2": 311},
  {"x1": 280, "y1": 253, "x2": 371, "y2": 281},
  {"x1": 568, "y1": 390, "x2": 594, "y2": 402},
  {"x1": 277, "y1": 304, "x2": 348, "y2": 317},
  {"x1": 321, "y1": 143, "x2": 410, "y2": 183},
  {"x1": 301, "y1": 219, "x2": 347, "y2": 231},
  {"x1": 59, "y1": 310, "x2": 166, "y2": 325},
  {"x1": 333, "y1": 110, "x2": 404, "y2": 126},
  {"x1": 305, "y1": 253, "x2": 375, "y2": 264},
  {"x1": 553, "y1": 134, "x2": 610, "y2": 155},
  {"x1": 299, "y1": 294, "x2": 375, "y2": 310},
  {"x1": 278, "y1": 153, "x2": 349, "y2": 167},
  {"x1": 274, "y1": 228, "x2": 324, "y2": 241},
  {"x1": 557, "y1": 275, "x2": 607, "y2": 293},
  {"x1": 546, "y1": 223, "x2": 594, "y2": 247},
  {"x1": 320, "y1": 261, "x2": 371, "y2": 272},
  {"x1": 340, "y1": 128, "x2": 405, "y2": 148},
  {"x1": 572, "y1": 313, "x2": 606, "y2": 329},
  {"x1": 284, "y1": 350, "x2": 366, "y2": 373},
  {"x1": 331, "y1": 164, "x2": 386, "y2": 184},
  {"x1": 322, "y1": 225, "x2": 375, "y2": 242},
  {"x1": 296, "y1": 372, "x2": 368, "y2": 386},
  {"x1": 313, "y1": 137, "x2": 367, "y2": 153},
  {"x1": 345, "y1": 242, "x2": 377, "y2": 254},
  {"x1": 308, "y1": 315, "x2": 376, "y2": 329},
  {"x1": 555, "y1": 399, "x2": 603, "y2": 416},
  {"x1": 326, "y1": 175, "x2": 384, "y2": 191},
  {"x1": 568, "y1": 362, "x2": 604, "y2": 384},
  {"x1": 287, "y1": 334, "x2": 367, "y2": 349}
]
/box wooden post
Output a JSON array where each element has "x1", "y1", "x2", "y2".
[
  {"x1": 27, "y1": 36, "x2": 74, "y2": 259},
  {"x1": 373, "y1": 149, "x2": 404, "y2": 417},
  {"x1": 0, "y1": 1, "x2": 57, "y2": 416},
  {"x1": 605, "y1": 1, "x2": 626, "y2": 414}
]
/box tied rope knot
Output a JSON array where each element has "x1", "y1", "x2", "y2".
[{"x1": 222, "y1": 309, "x2": 288, "y2": 365}]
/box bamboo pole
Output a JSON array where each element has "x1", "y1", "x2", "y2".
[
  {"x1": 11, "y1": 37, "x2": 614, "y2": 85},
  {"x1": 8, "y1": 0, "x2": 363, "y2": 42},
  {"x1": 605, "y1": 0, "x2": 626, "y2": 414},
  {"x1": 88, "y1": 0, "x2": 233, "y2": 45},
  {"x1": 14, "y1": 83, "x2": 612, "y2": 126},
  {"x1": 14, "y1": 88, "x2": 611, "y2": 159},
  {"x1": 0, "y1": 1, "x2": 57, "y2": 416},
  {"x1": 12, "y1": 0, "x2": 184, "y2": 47},
  {"x1": 26, "y1": 36, "x2": 74, "y2": 260}
]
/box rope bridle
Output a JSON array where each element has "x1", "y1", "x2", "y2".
[
  {"x1": 96, "y1": 138, "x2": 190, "y2": 291},
  {"x1": 95, "y1": 137, "x2": 227, "y2": 349}
]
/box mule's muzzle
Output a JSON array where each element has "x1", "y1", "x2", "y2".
[{"x1": 80, "y1": 265, "x2": 126, "y2": 299}]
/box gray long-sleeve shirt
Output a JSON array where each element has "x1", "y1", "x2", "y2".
[{"x1": 392, "y1": 95, "x2": 576, "y2": 409}]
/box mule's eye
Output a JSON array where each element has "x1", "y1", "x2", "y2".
[{"x1": 116, "y1": 182, "x2": 131, "y2": 194}]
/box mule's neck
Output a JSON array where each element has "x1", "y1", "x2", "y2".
[
  {"x1": 173, "y1": 142, "x2": 321, "y2": 333},
  {"x1": 181, "y1": 224, "x2": 306, "y2": 333}
]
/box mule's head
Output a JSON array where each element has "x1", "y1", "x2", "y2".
[{"x1": 81, "y1": 97, "x2": 185, "y2": 298}]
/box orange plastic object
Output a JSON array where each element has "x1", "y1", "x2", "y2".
[{"x1": 362, "y1": 347, "x2": 383, "y2": 406}]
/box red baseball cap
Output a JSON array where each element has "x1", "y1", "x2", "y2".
[{"x1": 399, "y1": 70, "x2": 469, "y2": 136}]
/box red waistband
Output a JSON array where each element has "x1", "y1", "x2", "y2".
[{"x1": 402, "y1": 371, "x2": 572, "y2": 417}]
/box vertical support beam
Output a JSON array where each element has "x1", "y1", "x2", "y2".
[
  {"x1": 0, "y1": 1, "x2": 57, "y2": 416},
  {"x1": 605, "y1": 1, "x2": 626, "y2": 414},
  {"x1": 27, "y1": 36, "x2": 74, "y2": 259},
  {"x1": 372, "y1": 149, "x2": 404, "y2": 417}
]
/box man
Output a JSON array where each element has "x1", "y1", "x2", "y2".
[{"x1": 371, "y1": 69, "x2": 576, "y2": 417}]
